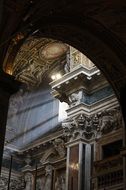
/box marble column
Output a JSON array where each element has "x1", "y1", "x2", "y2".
[
  {"x1": 49, "y1": 65, "x2": 102, "y2": 190},
  {"x1": 0, "y1": 71, "x2": 20, "y2": 174},
  {"x1": 66, "y1": 140, "x2": 92, "y2": 190},
  {"x1": 66, "y1": 142, "x2": 79, "y2": 190},
  {"x1": 84, "y1": 144, "x2": 92, "y2": 190}
]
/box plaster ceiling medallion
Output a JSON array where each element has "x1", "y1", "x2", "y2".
[{"x1": 39, "y1": 42, "x2": 68, "y2": 60}]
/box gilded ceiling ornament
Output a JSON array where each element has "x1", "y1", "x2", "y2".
[{"x1": 11, "y1": 37, "x2": 68, "y2": 89}]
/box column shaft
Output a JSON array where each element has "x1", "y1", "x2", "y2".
[
  {"x1": 66, "y1": 141, "x2": 92, "y2": 190},
  {"x1": 85, "y1": 144, "x2": 91, "y2": 190},
  {"x1": 68, "y1": 144, "x2": 79, "y2": 190}
]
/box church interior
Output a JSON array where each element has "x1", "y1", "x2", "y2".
[{"x1": 0, "y1": 1, "x2": 126, "y2": 190}]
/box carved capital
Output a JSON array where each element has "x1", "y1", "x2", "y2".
[{"x1": 62, "y1": 108, "x2": 122, "y2": 142}]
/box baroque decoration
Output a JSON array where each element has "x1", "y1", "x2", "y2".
[
  {"x1": 40, "y1": 138, "x2": 66, "y2": 164},
  {"x1": 70, "y1": 46, "x2": 95, "y2": 70},
  {"x1": 24, "y1": 173, "x2": 33, "y2": 190},
  {"x1": 62, "y1": 108, "x2": 122, "y2": 141},
  {"x1": 11, "y1": 37, "x2": 68, "y2": 89},
  {"x1": 53, "y1": 138, "x2": 66, "y2": 158},
  {"x1": 0, "y1": 175, "x2": 25, "y2": 190}
]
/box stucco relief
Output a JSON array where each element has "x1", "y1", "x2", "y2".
[
  {"x1": 0, "y1": 175, "x2": 25, "y2": 190},
  {"x1": 68, "y1": 91, "x2": 83, "y2": 107},
  {"x1": 11, "y1": 37, "x2": 68, "y2": 89},
  {"x1": 55, "y1": 176, "x2": 65, "y2": 190},
  {"x1": 24, "y1": 173, "x2": 33, "y2": 190},
  {"x1": 62, "y1": 108, "x2": 122, "y2": 141},
  {"x1": 40, "y1": 138, "x2": 66, "y2": 165},
  {"x1": 43, "y1": 165, "x2": 53, "y2": 190},
  {"x1": 53, "y1": 138, "x2": 66, "y2": 158}
]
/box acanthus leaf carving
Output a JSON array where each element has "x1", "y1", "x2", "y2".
[{"x1": 62, "y1": 108, "x2": 122, "y2": 141}]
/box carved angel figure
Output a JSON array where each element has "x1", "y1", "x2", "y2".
[
  {"x1": 55, "y1": 176, "x2": 66, "y2": 190},
  {"x1": 24, "y1": 173, "x2": 33, "y2": 190},
  {"x1": 43, "y1": 165, "x2": 53, "y2": 190},
  {"x1": 53, "y1": 138, "x2": 66, "y2": 158}
]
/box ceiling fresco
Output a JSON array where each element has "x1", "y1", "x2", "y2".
[
  {"x1": 4, "y1": 35, "x2": 96, "y2": 90},
  {"x1": 1, "y1": 0, "x2": 126, "y2": 100},
  {"x1": 10, "y1": 37, "x2": 68, "y2": 89}
]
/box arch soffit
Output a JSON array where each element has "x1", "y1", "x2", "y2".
[{"x1": 4, "y1": 16, "x2": 126, "y2": 99}]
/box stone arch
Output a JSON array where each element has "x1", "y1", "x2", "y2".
[
  {"x1": 4, "y1": 16, "x2": 126, "y2": 99},
  {"x1": 35, "y1": 16, "x2": 126, "y2": 99}
]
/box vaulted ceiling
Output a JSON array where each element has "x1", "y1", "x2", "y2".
[
  {"x1": 4, "y1": 36, "x2": 68, "y2": 89},
  {"x1": 1, "y1": 0, "x2": 126, "y2": 98}
]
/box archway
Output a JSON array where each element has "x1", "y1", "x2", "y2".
[
  {"x1": 1, "y1": 33, "x2": 125, "y2": 190},
  {"x1": 1, "y1": 16, "x2": 126, "y2": 190},
  {"x1": 4, "y1": 16, "x2": 126, "y2": 99}
]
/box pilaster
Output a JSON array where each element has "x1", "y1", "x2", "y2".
[{"x1": 50, "y1": 64, "x2": 122, "y2": 190}]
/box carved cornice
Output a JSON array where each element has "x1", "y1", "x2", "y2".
[
  {"x1": 19, "y1": 129, "x2": 64, "y2": 155},
  {"x1": 50, "y1": 64, "x2": 104, "y2": 99},
  {"x1": 67, "y1": 96, "x2": 118, "y2": 118}
]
